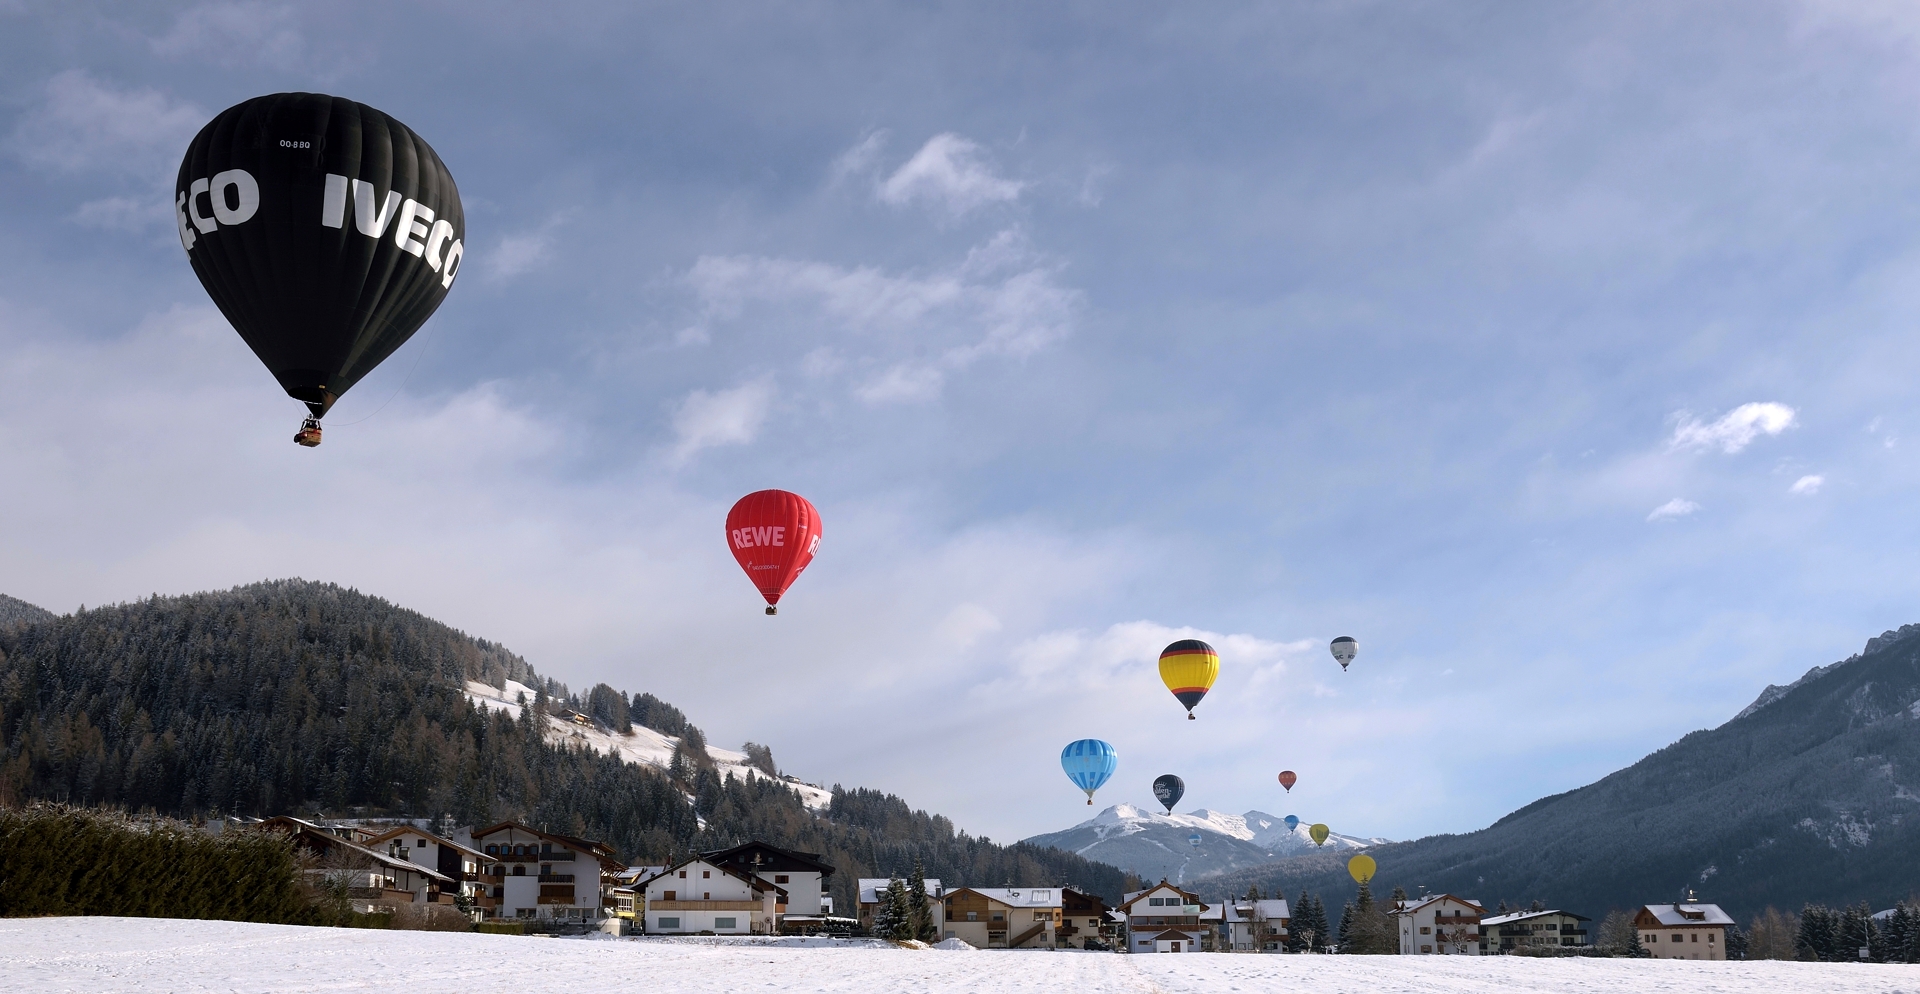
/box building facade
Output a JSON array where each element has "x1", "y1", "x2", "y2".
[
  {"x1": 470, "y1": 822, "x2": 622, "y2": 922},
  {"x1": 1478, "y1": 909, "x2": 1591, "y2": 953},
  {"x1": 1392, "y1": 894, "x2": 1486, "y2": 955},
  {"x1": 1635, "y1": 901, "x2": 1732, "y2": 960},
  {"x1": 1061, "y1": 887, "x2": 1118, "y2": 949},
  {"x1": 644, "y1": 857, "x2": 781, "y2": 935},
  {"x1": 941, "y1": 887, "x2": 1061, "y2": 949},
  {"x1": 257, "y1": 816, "x2": 454, "y2": 913},
  {"x1": 856, "y1": 877, "x2": 946, "y2": 935},
  {"x1": 1118, "y1": 881, "x2": 1207, "y2": 953},
  {"x1": 1226, "y1": 899, "x2": 1290, "y2": 952},
  {"x1": 703, "y1": 841, "x2": 836, "y2": 918},
  {"x1": 362, "y1": 826, "x2": 484, "y2": 914}
]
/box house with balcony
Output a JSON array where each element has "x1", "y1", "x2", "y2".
[
  {"x1": 1225, "y1": 898, "x2": 1290, "y2": 952},
  {"x1": 611, "y1": 865, "x2": 668, "y2": 921},
  {"x1": 1479, "y1": 908, "x2": 1591, "y2": 953},
  {"x1": 1062, "y1": 887, "x2": 1118, "y2": 949},
  {"x1": 1118, "y1": 880, "x2": 1207, "y2": 953},
  {"x1": 471, "y1": 822, "x2": 623, "y2": 923},
  {"x1": 857, "y1": 877, "x2": 945, "y2": 935},
  {"x1": 1392, "y1": 894, "x2": 1486, "y2": 955},
  {"x1": 361, "y1": 826, "x2": 484, "y2": 914},
  {"x1": 644, "y1": 856, "x2": 782, "y2": 934},
  {"x1": 941, "y1": 887, "x2": 1061, "y2": 949},
  {"x1": 1635, "y1": 898, "x2": 1732, "y2": 960},
  {"x1": 256, "y1": 816, "x2": 454, "y2": 913},
  {"x1": 703, "y1": 841, "x2": 836, "y2": 919}
]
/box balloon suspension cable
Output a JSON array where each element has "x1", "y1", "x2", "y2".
[{"x1": 293, "y1": 418, "x2": 323, "y2": 448}]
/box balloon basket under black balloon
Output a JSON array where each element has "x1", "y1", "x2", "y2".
[{"x1": 294, "y1": 418, "x2": 322, "y2": 447}]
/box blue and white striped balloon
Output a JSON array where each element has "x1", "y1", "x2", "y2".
[{"x1": 1061, "y1": 738, "x2": 1118, "y2": 805}]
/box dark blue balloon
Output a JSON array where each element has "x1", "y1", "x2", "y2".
[{"x1": 1152, "y1": 774, "x2": 1185, "y2": 813}]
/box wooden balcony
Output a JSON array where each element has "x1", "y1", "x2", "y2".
[{"x1": 648, "y1": 900, "x2": 763, "y2": 911}]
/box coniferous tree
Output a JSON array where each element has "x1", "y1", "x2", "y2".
[
  {"x1": 1725, "y1": 922, "x2": 1750, "y2": 960},
  {"x1": 1245, "y1": 884, "x2": 1261, "y2": 902},
  {"x1": 909, "y1": 858, "x2": 936, "y2": 943},
  {"x1": 1336, "y1": 899, "x2": 1355, "y2": 951}
]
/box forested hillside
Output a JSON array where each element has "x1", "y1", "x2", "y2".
[
  {"x1": 0, "y1": 580, "x2": 1131, "y2": 910},
  {"x1": 1199, "y1": 625, "x2": 1920, "y2": 921},
  {"x1": 0, "y1": 594, "x2": 53, "y2": 630}
]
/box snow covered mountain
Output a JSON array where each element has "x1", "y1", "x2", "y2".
[{"x1": 1022, "y1": 803, "x2": 1388, "y2": 885}]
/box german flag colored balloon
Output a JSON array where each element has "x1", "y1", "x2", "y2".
[
  {"x1": 725, "y1": 490, "x2": 821, "y2": 615},
  {"x1": 1158, "y1": 639, "x2": 1219, "y2": 720}
]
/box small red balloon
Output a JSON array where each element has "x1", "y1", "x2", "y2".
[
  {"x1": 1278, "y1": 770, "x2": 1297, "y2": 792},
  {"x1": 725, "y1": 490, "x2": 822, "y2": 614}
]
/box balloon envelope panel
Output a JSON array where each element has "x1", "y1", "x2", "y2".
[
  {"x1": 1060, "y1": 739, "x2": 1118, "y2": 797},
  {"x1": 176, "y1": 93, "x2": 464, "y2": 417},
  {"x1": 1157, "y1": 639, "x2": 1219, "y2": 712},
  {"x1": 726, "y1": 490, "x2": 822, "y2": 606}
]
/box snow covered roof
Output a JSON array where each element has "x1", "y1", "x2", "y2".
[
  {"x1": 858, "y1": 878, "x2": 945, "y2": 904},
  {"x1": 1391, "y1": 894, "x2": 1484, "y2": 915},
  {"x1": 955, "y1": 887, "x2": 1061, "y2": 908},
  {"x1": 1228, "y1": 899, "x2": 1289, "y2": 922},
  {"x1": 1642, "y1": 903, "x2": 1734, "y2": 927},
  {"x1": 1481, "y1": 909, "x2": 1590, "y2": 926}
]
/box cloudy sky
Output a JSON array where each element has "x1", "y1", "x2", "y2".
[{"x1": 6, "y1": 1, "x2": 1920, "y2": 844}]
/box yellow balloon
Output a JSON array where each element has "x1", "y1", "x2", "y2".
[
  {"x1": 1309, "y1": 823, "x2": 1330, "y2": 846},
  {"x1": 1348, "y1": 853, "x2": 1376, "y2": 884},
  {"x1": 1158, "y1": 640, "x2": 1219, "y2": 719}
]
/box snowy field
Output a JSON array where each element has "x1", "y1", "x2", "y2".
[{"x1": 5, "y1": 919, "x2": 1920, "y2": 994}]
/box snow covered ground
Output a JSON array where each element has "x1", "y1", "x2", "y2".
[
  {"x1": 462, "y1": 680, "x2": 834, "y2": 810},
  {"x1": 6, "y1": 918, "x2": 1919, "y2": 994}
]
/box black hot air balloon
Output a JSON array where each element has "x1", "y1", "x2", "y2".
[
  {"x1": 1151, "y1": 774, "x2": 1185, "y2": 814},
  {"x1": 175, "y1": 93, "x2": 464, "y2": 446}
]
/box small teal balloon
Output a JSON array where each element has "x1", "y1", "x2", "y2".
[
  {"x1": 1284, "y1": 815, "x2": 1300, "y2": 834},
  {"x1": 1061, "y1": 739, "x2": 1118, "y2": 805}
]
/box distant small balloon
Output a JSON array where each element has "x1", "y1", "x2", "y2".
[
  {"x1": 1278, "y1": 770, "x2": 1297, "y2": 793},
  {"x1": 1348, "y1": 853, "x2": 1376, "y2": 884},
  {"x1": 1284, "y1": 815, "x2": 1299, "y2": 834},
  {"x1": 1152, "y1": 774, "x2": 1186, "y2": 814},
  {"x1": 1309, "y1": 823, "x2": 1331, "y2": 847},
  {"x1": 1330, "y1": 637, "x2": 1358, "y2": 672},
  {"x1": 1188, "y1": 833, "x2": 1202, "y2": 848}
]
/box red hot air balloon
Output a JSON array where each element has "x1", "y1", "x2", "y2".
[
  {"x1": 726, "y1": 490, "x2": 821, "y2": 615},
  {"x1": 1278, "y1": 770, "x2": 1297, "y2": 793}
]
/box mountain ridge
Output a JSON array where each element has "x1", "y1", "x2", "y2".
[
  {"x1": 1196, "y1": 624, "x2": 1920, "y2": 920},
  {"x1": 1022, "y1": 802, "x2": 1387, "y2": 884}
]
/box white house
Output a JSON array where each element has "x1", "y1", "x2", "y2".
[
  {"x1": 257, "y1": 816, "x2": 454, "y2": 913},
  {"x1": 1118, "y1": 880, "x2": 1207, "y2": 953},
  {"x1": 701, "y1": 841, "x2": 836, "y2": 918},
  {"x1": 1392, "y1": 894, "x2": 1486, "y2": 955},
  {"x1": 1480, "y1": 908, "x2": 1592, "y2": 953},
  {"x1": 857, "y1": 877, "x2": 945, "y2": 934},
  {"x1": 644, "y1": 857, "x2": 781, "y2": 935},
  {"x1": 361, "y1": 826, "x2": 484, "y2": 913},
  {"x1": 1226, "y1": 899, "x2": 1290, "y2": 952},
  {"x1": 1636, "y1": 900, "x2": 1733, "y2": 960},
  {"x1": 471, "y1": 821, "x2": 623, "y2": 923}
]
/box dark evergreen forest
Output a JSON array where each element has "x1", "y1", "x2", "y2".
[{"x1": 0, "y1": 580, "x2": 1130, "y2": 911}]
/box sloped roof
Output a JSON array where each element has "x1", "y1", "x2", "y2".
[
  {"x1": 1147, "y1": 928, "x2": 1202, "y2": 942},
  {"x1": 1119, "y1": 880, "x2": 1201, "y2": 912},
  {"x1": 257, "y1": 817, "x2": 452, "y2": 884},
  {"x1": 360, "y1": 825, "x2": 482, "y2": 859},
  {"x1": 469, "y1": 821, "x2": 622, "y2": 869},
  {"x1": 701, "y1": 840, "x2": 836, "y2": 877},
  {"x1": 1642, "y1": 903, "x2": 1734, "y2": 926},
  {"x1": 646, "y1": 857, "x2": 778, "y2": 895},
  {"x1": 858, "y1": 878, "x2": 944, "y2": 904},
  {"x1": 1228, "y1": 899, "x2": 1290, "y2": 922},
  {"x1": 1391, "y1": 894, "x2": 1484, "y2": 915},
  {"x1": 951, "y1": 886, "x2": 1061, "y2": 908}
]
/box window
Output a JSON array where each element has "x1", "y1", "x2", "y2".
[
  {"x1": 663, "y1": 891, "x2": 676, "y2": 901},
  {"x1": 703, "y1": 893, "x2": 711, "y2": 900},
  {"x1": 775, "y1": 875, "x2": 789, "y2": 884},
  {"x1": 486, "y1": 845, "x2": 498, "y2": 855},
  {"x1": 417, "y1": 839, "x2": 427, "y2": 848},
  {"x1": 1708, "y1": 933, "x2": 1715, "y2": 943},
  {"x1": 715, "y1": 917, "x2": 737, "y2": 929},
  {"x1": 659, "y1": 917, "x2": 680, "y2": 929},
  {"x1": 703, "y1": 871, "x2": 711, "y2": 878},
  {"x1": 512, "y1": 866, "x2": 525, "y2": 876},
  {"x1": 1419, "y1": 926, "x2": 1430, "y2": 934},
  {"x1": 967, "y1": 912, "x2": 978, "y2": 921},
  {"x1": 1691, "y1": 934, "x2": 1698, "y2": 943},
  {"x1": 541, "y1": 864, "x2": 552, "y2": 875},
  {"x1": 679, "y1": 871, "x2": 687, "y2": 879}
]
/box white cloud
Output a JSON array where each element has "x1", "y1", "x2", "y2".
[
  {"x1": 151, "y1": 3, "x2": 304, "y2": 67},
  {"x1": 73, "y1": 196, "x2": 171, "y2": 233},
  {"x1": 832, "y1": 129, "x2": 888, "y2": 181},
  {"x1": 877, "y1": 133, "x2": 1025, "y2": 217},
  {"x1": 682, "y1": 233, "x2": 1078, "y2": 404},
  {"x1": 1647, "y1": 497, "x2": 1700, "y2": 522},
  {"x1": 486, "y1": 215, "x2": 570, "y2": 281},
  {"x1": 9, "y1": 71, "x2": 205, "y2": 178},
  {"x1": 1668, "y1": 402, "x2": 1797, "y2": 454},
  {"x1": 670, "y1": 376, "x2": 775, "y2": 461},
  {"x1": 1789, "y1": 474, "x2": 1824, "y2": 495}
]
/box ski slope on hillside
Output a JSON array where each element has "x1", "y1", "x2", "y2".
[
  {"x1": 464, "y1": 681, "x2": 833, "y2": 810},
  {"x1": 4, "y1": 918, "x2": 1915, "y2": 994}
]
